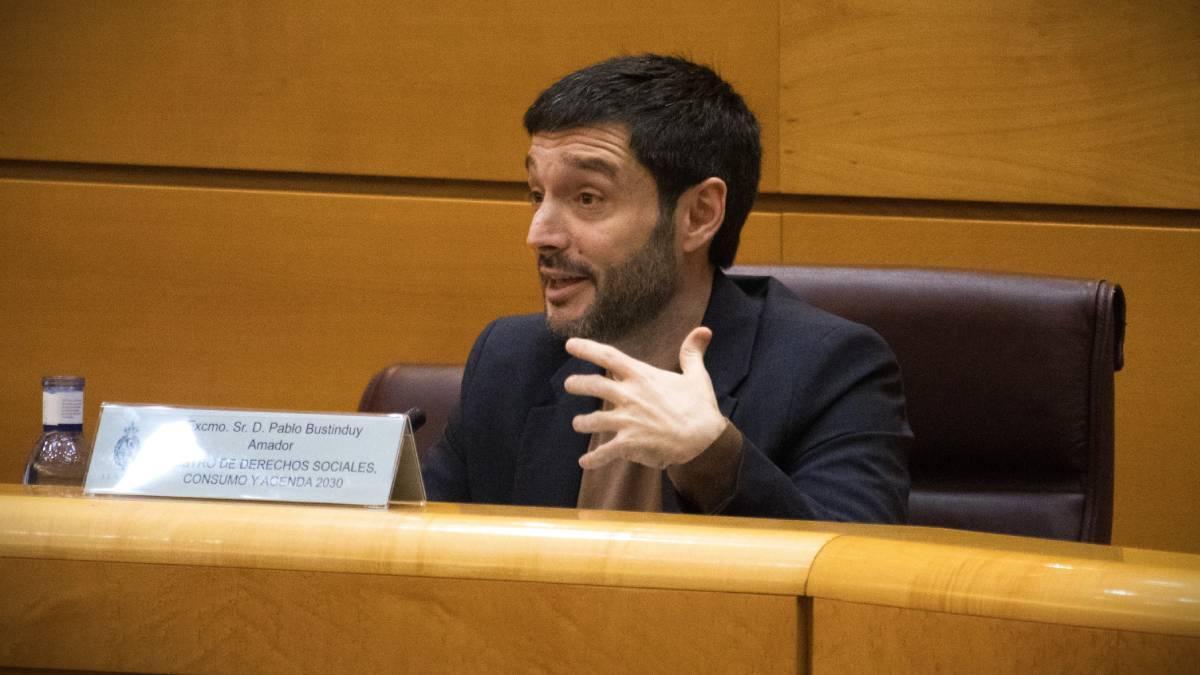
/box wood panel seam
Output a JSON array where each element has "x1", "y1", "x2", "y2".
[{"x1": 5, "y1": 162, "x2": 1197, "y2": 229}]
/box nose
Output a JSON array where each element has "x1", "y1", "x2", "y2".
[{"x1": 526, "y1": 199, "x2": 569, "y2": 253}]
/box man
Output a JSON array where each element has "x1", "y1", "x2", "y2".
[{"x1": 423, "y1": 54, "x2": 911, "y2": 522}]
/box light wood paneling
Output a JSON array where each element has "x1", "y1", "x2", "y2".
[
  {"x1": 0, "y1": 180, "x2": 535, "y2": 478},
  {"x1": 0, "y1": 178, "x2": 780, "y2": 482},
  {"x1": 0, "y1": 0, "x2": 781, "y2": 192},
  {"x1": 780, "y1": 0, "x2": 1200, "y2": 208},
  {"x1": 782, "y1": 213, "x2": 1200, "y2": 553},
  {"x1": 0, "y1": 557, "x2": 800, "y2": 673},
  {"x1": 8, "y1": 1, "x2": 1197, "y2": 208},
  {"x1": 736, "y1": 211, "x2": 783, "y2": 264},
  {"x1": 811, "y1": 598, "x2": 1200, "y2": 674}
]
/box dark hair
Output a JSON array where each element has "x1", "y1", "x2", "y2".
[{"x1": 523, "y1": 54, "x2": 761, "y2": 269}]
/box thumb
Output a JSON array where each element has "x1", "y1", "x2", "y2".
[{"x1": 679, "y1": 326, "x2": 713, "y2": 375}]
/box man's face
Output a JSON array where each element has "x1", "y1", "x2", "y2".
[{"x1": 525, "y1": 125, "x2": 679, "y2": 343}]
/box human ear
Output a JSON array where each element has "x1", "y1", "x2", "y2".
[{"x1": 678, "y1": 177, "x2": 727, "y2": 255}]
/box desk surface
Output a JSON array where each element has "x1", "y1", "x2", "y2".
[{"x1": 2, "y1": 484, "x2": 1197, "y2": 639}]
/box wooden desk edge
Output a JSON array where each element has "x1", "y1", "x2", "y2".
[
  {"x1": 2, "y1": 486, "x2": 1198, "y2": 638},
  {"x1": 807, "y1": 533, "x2": 1200, "y2": 638},
  {"x1": 0, "y1": 487, "x2": 828, "y2": 596}
]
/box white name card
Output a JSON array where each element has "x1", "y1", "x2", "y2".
[{"x1": 83, "y1": 404, "x2": 425, "y2": 507}]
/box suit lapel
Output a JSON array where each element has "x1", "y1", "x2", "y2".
[
  {"x1": 663, "y1": 271, "x2": 762, "y2": 513},
  {"x1": 511, "y1": 356, "x2": 602, "y2": 506},
  {"x1": 702, "y1": 270, "x2": 760, "y2": 422}
]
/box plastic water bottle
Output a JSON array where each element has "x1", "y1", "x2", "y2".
[{"x1": 23, "y1": 376, "x2": 91, "y2": 486}]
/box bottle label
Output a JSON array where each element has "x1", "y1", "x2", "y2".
[{"x1": 44, "y1": 390, "x2": 85, "y2": 426}]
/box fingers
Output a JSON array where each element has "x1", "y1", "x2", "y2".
[
  {"x1": 578, "y1": 443, "x2": 618, "y2": 470},
  {"x1": 566, "y1": 328, "x2": 720, "y2": 473},
  {"x1": 679, "y1": 326, "x2": 713, "y2": 376},
  {"x1": 563, "y1": 373, "x2": 623, "y2": 401},
  {"x1": 565, "y1": 338, "x2": 640, "y2": 378},
  {"x1": 571, "y1": 409, "x2": 624, "y2": 434}
]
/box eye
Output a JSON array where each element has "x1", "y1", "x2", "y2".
[
  {"x1": 578, "y1": 192, "x2": 602, "y2": 207},
  {"x1": 528, "y1": 190, "x2": 544, "y2": 206}
]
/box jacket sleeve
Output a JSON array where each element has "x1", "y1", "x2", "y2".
[{"x1": 678, "y1": 323, "x2": 912, "y2": 524}]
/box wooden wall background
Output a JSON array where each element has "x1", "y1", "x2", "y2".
[{"x1": 1, "y1": 1, "x2": 1197, "y2": 552}]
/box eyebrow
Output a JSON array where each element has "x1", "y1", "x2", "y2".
[
  {"x1": 524, "y1": 153, "x2": 619, "y2": 180},
  {"x1": 565, "y1": 154, "x2": 618, "y2": 179}
]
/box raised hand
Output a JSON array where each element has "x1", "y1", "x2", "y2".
[{"x1": 564, "y1": 327, "x2": 727, "y2": 470}]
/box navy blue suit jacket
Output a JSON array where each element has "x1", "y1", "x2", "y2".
[{"x1": 423, "y1": 271, "x2": 911, "y2": 523}]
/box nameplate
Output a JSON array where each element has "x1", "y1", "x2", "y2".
[{"x1": 83, "y1": 404, "x2": 424, "y2": 507}]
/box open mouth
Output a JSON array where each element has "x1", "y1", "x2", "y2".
[{"x1": 540, "y1": 269, "x2": 591, "y2": 303}]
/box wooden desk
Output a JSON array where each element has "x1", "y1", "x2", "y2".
[{"x1": 1, "y1": 485, "x2": 1197, "y2": 673}]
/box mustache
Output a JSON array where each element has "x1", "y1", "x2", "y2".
[{"x1": 537, "y1": 252, "x2": 594, "y2": 278}]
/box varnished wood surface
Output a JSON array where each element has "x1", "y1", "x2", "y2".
[
  {"x1": 807, "y1": 530, "x2": 1200, "y2": 638},
  {"x1": 1, "y1": 486, "x2": 1197, "y2": 638},
  {"x1": 812, "y1": 598, "x2": 1200, "y2": 674},
  {"x1": 781, "y1": 212, "x2": 1200, "y2": 555},
  {"x1": 1, "y1": 557, "x2": 800, "y2": 674},
  {"x1": 0, "y1": 180, "x2": 537, "y2": 478},
  {"x1": 0, "y1": 485, "x2": 833, "y2": 596},
  {"x1": 780, "y1": 0, "x2": 1200, "y2": 208},
  {"x1": 4, "y1": 2, "x2": 1196, "y2": 208},
  {"x1": 0, "y1": 0, "x2": 781, "y2": 192}
]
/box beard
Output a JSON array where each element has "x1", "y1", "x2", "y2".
[{"x1": 540, "y1": 210, "x2": 679, "y2": 343}]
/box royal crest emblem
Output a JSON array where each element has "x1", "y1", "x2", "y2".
[{"x1": 113, "y1": 422, "x2": 141, "y2": 470}]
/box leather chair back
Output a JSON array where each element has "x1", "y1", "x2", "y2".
[
  {"x1": 359, "y1": 365, "x2": 465, "y2": 462},
  {"x1": 731, "y1": 265, "x2": 1124, "y2": 543},
  {"x1": 360, "y1": 266, "x2": 1125, "y2": 543}
]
